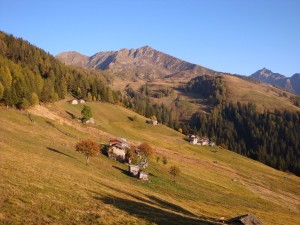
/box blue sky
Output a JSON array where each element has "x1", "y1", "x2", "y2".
[{"x1": 0, "y1": 0, "x2": 299, "y2": 76}]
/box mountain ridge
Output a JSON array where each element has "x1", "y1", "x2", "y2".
[
  {"x1": 57, "y1": 46, "x2": 214, "y2": 80},
  {"x1": 250, "y1": 68, "x2": 300, "y2": 94}
]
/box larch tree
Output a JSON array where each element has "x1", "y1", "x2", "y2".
[
  {"x1": 75, "y1": 139, "x2": 100, "y2": 165},
  {"x1": 138, "y1": 142, "x2": 153, "y2": 158}
]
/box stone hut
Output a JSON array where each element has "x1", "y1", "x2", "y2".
[
  {"x1": 70, "y1": 99, "x2": 78, "y2": 105},
  {"x1": 227, "y1": 214, "x2": 264, "y2": 225},
  {"x1": 129, "y1": 165, "x2": 140, "y2": 177},
  {"x1": 138, "y1": 171, "x2": 149, "y2": 180},
  {"x1": 147, "y1": 119, "x2": 158, "y2": 125}
]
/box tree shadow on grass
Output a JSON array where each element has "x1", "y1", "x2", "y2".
[
  {"x1": 144, "y1": 194, "x2": 196, "y2": 217},
  {"x1": 95, "y1": 195, "x2": 219, "y2": 225},
  {"x1": 46, "y1": 147, "x2": 76, "y2": 159},
  {"x1": 65, "y1": 111, "x2": 77, "y2": 119}
]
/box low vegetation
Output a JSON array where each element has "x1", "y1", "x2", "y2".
[{"x1": 0, "y1": 102, "x2": 300, "y2": 225}]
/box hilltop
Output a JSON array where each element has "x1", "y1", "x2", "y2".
[{"x1": 0, "y1": 101, "x2": 300, "y2": 224}]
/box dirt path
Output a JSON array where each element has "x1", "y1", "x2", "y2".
[{"x1": 27, "y1": 105, "x2": 112, "y2": 141}]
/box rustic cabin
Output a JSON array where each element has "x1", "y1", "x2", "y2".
[
  {"x1": 70, "y1": 99, "x2": 78, "y2": 105},
  {"x1": 227, "y1": 214, "x2": 264, "y2": 225},
  {"x1": 129, "y1": 165, "x2": 140, "y2": 176},
  {"x1": 189, "y1": 134, "x2": 198, "y2": 144},
  {"x1": 138, "y1": 171, "x2": 149, "y2": 180},
  {"x1": 146, "y1": 119, "x2": 158, "y2": 125},
  {"x1": 199, "y1": 136, "x2": 210, "y2": 146},
  {"x1": 108, "y1": 138, "x2": 130, "y2": 162}
]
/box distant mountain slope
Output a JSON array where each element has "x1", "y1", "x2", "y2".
[
  {"x1": 57, "y1": 46, "x2": 214, "y2": 80},
  {"x1": 56, "y1": 51, "x2": 89, "y2": 68},
  {"x1": 57, "y1": 47, "x2": 299, "y2": 115},
  {"x1": 250, "y1": 68, "x2": 300, "y2": 94}
]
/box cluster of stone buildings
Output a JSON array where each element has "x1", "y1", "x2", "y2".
[
  {"x1": 107, "y1": 138, "x2": 149, "y2": 180},
  {"x1": 188, "y1": 135, "x2": 215, "y2": 146}
]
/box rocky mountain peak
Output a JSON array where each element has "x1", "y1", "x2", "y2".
[
  {"x1": 57, "y1": 46, "x2": 213, "y2": 80},
  {"x1": 250, "y1": 69, "x2": 300, "y2": 94}
]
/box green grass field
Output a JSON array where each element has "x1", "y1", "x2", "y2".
[{"x1": 0, "y1": 101, "x2": 299, "y2": 224}]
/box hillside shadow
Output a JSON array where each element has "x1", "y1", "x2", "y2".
[
  {"x1": 90, "y1": 185, "x2": 218, "y2": 224},
  {"x1": 144, "y1": 194, "x2": 196, "y2": 217},
  {"x1": 95, "y1": 195, "x2": 218, "y2": 225},
  {"x1": 46, "y1": 147, "x2": 75, "y2": 159},
  {"x1": 112, "y1": 165, "x2": 129, "y2": 176}
]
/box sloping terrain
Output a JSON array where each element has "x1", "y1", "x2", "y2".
[
  {"x1": 221, "y1": 75, "x2": 299, "y2": 112},
  {"x1": 0, "y1": 102, "x2": 299, "y2": 225}
]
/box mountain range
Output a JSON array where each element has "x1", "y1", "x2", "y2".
[
  {"x1": 250, "y1": 68, "x2": 300, "y2": 94},
  {"x1": 58, "y1": 47, "x2": 300, "y2": 95},
  {"x1": 57, "y1": 46, "x2": 214, "y2": 80}
]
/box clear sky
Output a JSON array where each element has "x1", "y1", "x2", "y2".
[{"x1": 0, "y1": 0, "x2": 299, "y2": 76}]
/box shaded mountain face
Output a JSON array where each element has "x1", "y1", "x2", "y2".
[
  {"x1": 250, "y1": 68, "x2": 300, "y2": 94},
  {"x1": 57, "y1": 46, "x2": 213, "y2": 80}
]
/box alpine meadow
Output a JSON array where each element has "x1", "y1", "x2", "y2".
[{"x1": 0, "y1": 1, "x2": 300, "y2": 224}]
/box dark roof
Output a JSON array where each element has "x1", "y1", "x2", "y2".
[
  {"x1": 227, "y1": 214, "x2": 264, "y2": 225},
  {"x1": 112, "y1": 144, "x2": 127, "y2": 150}
]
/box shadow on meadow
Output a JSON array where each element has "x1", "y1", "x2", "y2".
[
  {"x1": 95, "y1": 195, "x2": 219, "y2": 225},
  {"x1": 46, "y1": 147, "x2": 75, "y2": 159},
  {"x1": 90, "y1": 183, "x2": 219, "y2": 225}
]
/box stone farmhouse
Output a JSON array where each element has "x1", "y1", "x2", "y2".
[
  {"x1": 107, "y1": 138, "x2": 130, "y2": 161},
  {"x1": 188, "y1": 135, "x2": 215, "y2": 146}
]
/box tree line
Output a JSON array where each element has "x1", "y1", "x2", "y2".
[
  {"x1": 186, "y1": 75, "x2": 300, "y2": 175},
  {"x1": 0, "y1": 31, "x2": 121, "y2": 108}
]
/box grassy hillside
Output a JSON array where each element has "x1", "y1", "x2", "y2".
[
  {"x1": 222, "y1": 75, "x2": 298, "y2": 113},
  {"x1": 0, "y1": 102, "x2": 299, "y2": 224}
]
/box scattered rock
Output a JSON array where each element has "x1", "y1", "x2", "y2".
[{"x1": 85, "y1": 117, "x2": 95, "y2": 124}]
